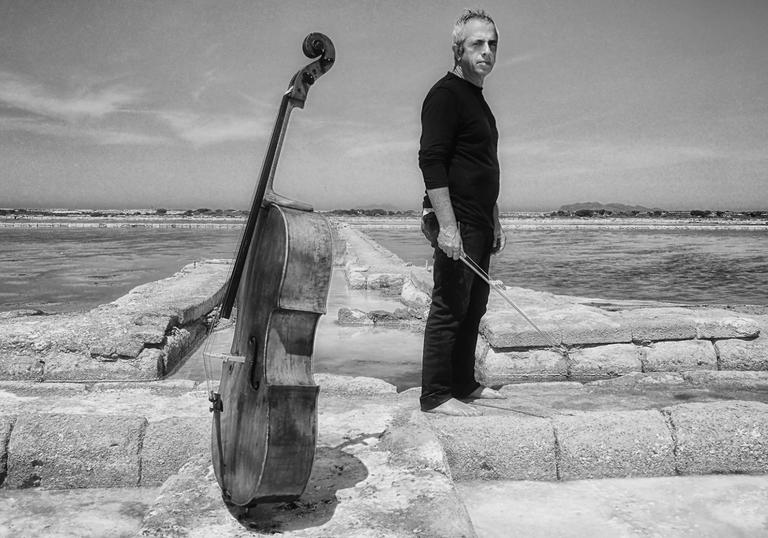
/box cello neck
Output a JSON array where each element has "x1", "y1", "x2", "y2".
[
  {"x1": 219, "y1": 33, "x2": 335, "y2": 319},
  {"x1": 262, "y1": 33, "x2": 337, "y2": 211},
  {"x1": 261, "y1": 92, "x2": 312, "y2": 211}
]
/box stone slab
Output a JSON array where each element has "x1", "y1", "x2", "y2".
[
  {"x1": 0, "y1": 355, "x2": 42, "y2": 381},
  {"x1": 0, "y1": 415, "x2": 15, "y2": 487},
  {"x1": 554, "y1": 410, "x2": 675, "y2": 480},
  {"x1": 481, "y1": 311, "x2": 563, "y2": 348},
  {"x1": 137, "y1": 393, "x2": 476, "y2": 538},
  {"x1": 664, "y1": 401, "x2": 768, "y2": 475},
  {"x1": 557, "y1": 307, "x2": 632, "y2": 345},
  {"x1": 680, "y1": 370, "x2": 768, "y2": 390},
  {"x1": 640, "y1": 340, "x2": 717, "y2": 372},
  {"x1": 716, "y1": 335, "x2": 768, "y2": 371},
  {"x1": 42, "y1": 350, "x2": 162, "y2": 382},
  {"x1": 140, "y1": 416, "x2": 209, "y2": 486},
  {"x1": 109, "y1": 259, "x2": 228, "y2": 326},
  {"x1": 313, "y1": 373, "x2": 397, "y2": 395},
  {"x1": 6, "y1": 413, "x2": 146, "y2": 489},
  {"x1": 692, "y1": 309, "x2": 761, "y2": 339},
  {"x1": 617, "y1": 308, "x2": 698, "y2": 342},
  {"x1": 427, "y1": 415, "x2": 557, "y2": 481},
  {"x1": 568, "y1": 344, "x2": 643, "y2": 380},
  {"x1": 476, "y1": 348, "x2": 568, "y2": 386}
]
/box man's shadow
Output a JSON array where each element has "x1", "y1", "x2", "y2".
[{"x1": 224, "y1": 443, "x2": 369, "y2": 533}]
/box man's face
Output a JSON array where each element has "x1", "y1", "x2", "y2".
[{"x1": 457, "y1": 19, "x2": 498, "y2": 81}]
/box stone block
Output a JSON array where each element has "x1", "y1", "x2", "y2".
[
  {"x1": 399, "y1": 277, "x2": 431, "y2": 310},
  {"x1": 6, "y1": 413, "x2": 146, "y2": 488},
  {"x1": 587, "y1": 371, "x2": 686, "y2": 388},
  {"x1": 115, "y1": 337, "x2": 145, "y2": 359},
  {"x1": 368, "y1": 310, "x2": 399, "y2": 324},
  {"x1": 569, "y1": 344, "x2": 642, "y2": 380},
  {"x1": 380, "y1": 410, "x2": 451, "y2": 475},
  {"x1": 618, "y1": 308, "x2": 697, "y2": 342},
  {"x1": 481, "y1": 311, "x2": 562, "y2": 348},
  {"x1": 314, "y1": 373, "x2": 397, "y2": 395},
  {"x1": 0, "y1": 416, "x2": 16, "y2": 486},
  {"x1": 141, "y1": 417, "x2": 209, "y2": 486},
  {"x1": 346, "y1": 269, "x2": 367, "y2": 290},
  {"x1": 408, "y1": 266, "x2": 434, "y2": 294},
  {"x1": 693, "y1": 310, "x2": 760, "y2": 339},
  {"x1": 640, "y1": 340, "x2": 717, "y2": 372},
  {"x1": 43, "y1": 351, "x2": 161, "y2": 381},
  {"x1": 366, "y1": 273, "x2": 404, "y2": 291},
  {"x1": 557, "y1": 309, "x2": 632, "y2": 346},
  {"x1": 337, "y1": 307, "x2": 373, "y2": 326},
  {"x1": 476, "y1": 348, "x2": 568, "y2": 386},
  {"x1": 163, "y1": 322, "x2": 207, "y2": 374},
  {"x1": 130, "y1": 313, "x2": 175, "y2": 345},
  {"x1": 664, "y1": 401, "x2": 768, "y2": 475},
  {"x1": 429, "y1": 415, "x2": 557, "y2": 481},
  {"x1": 554, "y1": 410, "x2": 675, "y2": 480},
  {"x1": 0, "y1": 355, "x2": 44, "y2": 381},
  {"x1": 681, "y1": 370, "x2": 768, "y2": 390},
  {"x1": 716, "y1": 335, "x2": 768, "y2": 371}
]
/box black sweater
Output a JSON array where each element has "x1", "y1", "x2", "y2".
[{"x1": 418, "y1": 72, "x2": 499, "y2": 231}]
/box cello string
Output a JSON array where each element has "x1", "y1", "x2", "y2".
[{"x1": 201, "y1": 91, "x2": 293, "y2": 397}]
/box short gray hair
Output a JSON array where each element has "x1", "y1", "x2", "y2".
[
  {"x1": 452, "y1": 9, "x2": 497, "y2": 63},
  {"x1": 453, "y1": 9, "x2": 499, "y2": 47}
]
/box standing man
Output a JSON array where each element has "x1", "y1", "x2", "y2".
[{"x1": 419, "y1": 9, "x2": 506, "y2": 416}]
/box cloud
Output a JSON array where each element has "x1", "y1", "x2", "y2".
[
  {"x1": 495, "y1": 50, "x2": 543, "y2": 68},
  {"x1": 502, "y1": 139, "x2": 719, "y2": 178},
  {"x1": 0, "y1": 71, "x2": 142, "y2": 121},
  {"x1": 0, "y1": 116, "x2": 167, "y2": 145},
  {"x1": 158, "y1": 110, "x2": 271, "y2": 146}
]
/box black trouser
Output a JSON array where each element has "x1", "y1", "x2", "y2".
[{"x1": 420, "y1": 222, "x2": 493, "y2": 411}]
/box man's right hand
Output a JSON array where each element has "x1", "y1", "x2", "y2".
[{"x1": 437, "y1": 225, "x2": 463, "y2": 260}]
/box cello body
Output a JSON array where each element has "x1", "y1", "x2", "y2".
[
  {"x1": 213, "y1": 205, "x2": 332, "y2": 505},
  {"x1": 210, "y1": 33, "x2": 335, "y2": 507}
]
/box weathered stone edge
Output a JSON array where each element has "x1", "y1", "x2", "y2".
[
  {"x1": 0, "y1": 260, "x2": 229, "y2": 382},
  {"x1": 0, "y1": 374, "x2": 398, "y2": 490},
  {"x1": 427, "y1": 400, "x2": 768, "y2": 482},
  {"x1": 2, "y1": 398, "x2": 767, "y2": 489},
  {"x1": 476, "y1": 338, "x2": 768, "y2": 386}
]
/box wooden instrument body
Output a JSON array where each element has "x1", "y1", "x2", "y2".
[
  {"x1": 210, "y1": 32, "x2": 335, "y2": 509},
  {"x1": 213, "y1": 204, "x2": 332, "y2": 505}
]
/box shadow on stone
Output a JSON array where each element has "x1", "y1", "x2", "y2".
[{"x1": 224, "y1": 445, "x2": 369, "y2": 533}]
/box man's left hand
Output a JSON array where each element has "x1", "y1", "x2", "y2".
[{"x1": 491, "y1": 228, "x2": 506, "y2": 255}]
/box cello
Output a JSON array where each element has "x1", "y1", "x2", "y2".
[{"x1": 209, "y1": 33, "x2": 335, "y2": 507}]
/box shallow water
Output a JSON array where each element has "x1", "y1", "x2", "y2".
[
  {"x1": 364, "y1": 227, "x2": 768, "y2": 305},
  {"x1": 175, "y1": 270, "x2": 424, "y2": 390},
  {"x1": 4, "y1": 224, "x2": 767, "y2": 313},
  {"x1": 0, "y1": 227, "x2": 240, "y2": 313}
]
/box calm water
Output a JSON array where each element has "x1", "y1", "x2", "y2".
[
  {"x1": 2, "y1": 224, "x2": 768, "y2": 313},
  {"x1": 0, "y1": 227, "x2": 240, "y2": 313},
  {"x1": 364, "y1": 227, "x2": 768, "y2": 305}
]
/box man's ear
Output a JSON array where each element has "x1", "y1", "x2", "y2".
[{"x1": 452, "y1": 43, "x2": 464, "y2": 63}]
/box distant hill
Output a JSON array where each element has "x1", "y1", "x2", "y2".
[{"x1": 558, "y1": 202, "x2": 661, "y2": 213}]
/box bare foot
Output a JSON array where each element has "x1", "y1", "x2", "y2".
[
  {"x1": 423, "y1": 398, "x2": 482, "y2": 416},
  {"x1": 467, "y1": 386, "x2": 505, "y2": 399}
]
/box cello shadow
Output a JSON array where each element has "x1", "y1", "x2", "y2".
[{"x1": 225, "y1": 445, "x2": 369, "y2": 533}]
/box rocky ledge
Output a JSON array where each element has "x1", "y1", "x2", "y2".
[{"x1": 0, "y1": 260, "x2": 230, "y2": 381}]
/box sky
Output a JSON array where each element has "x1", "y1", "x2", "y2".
[{"x1": 1, "y1": 0, "x2": 767, "y2": 212}]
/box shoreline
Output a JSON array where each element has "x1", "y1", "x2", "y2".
[{"x1": 2, "y1": 213, "x2": 767, "y2": 231}]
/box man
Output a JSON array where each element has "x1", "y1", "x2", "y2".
[{"x1": 418, "y1": 9, "x2": 506, "y2": 416}]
